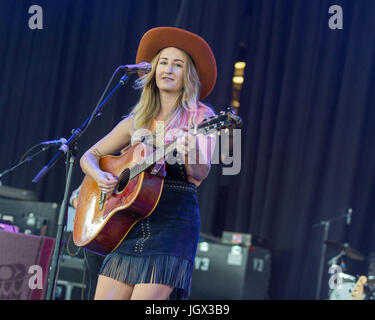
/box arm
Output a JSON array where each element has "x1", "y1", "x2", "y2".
[{"x1": 80, "y1": 116, "x2": 134, "y2": 193}]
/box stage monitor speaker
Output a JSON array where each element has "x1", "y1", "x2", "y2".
[
  {"x1": 0, "y1": 198, "x2": 59, "y2": 238},
  {"x1": 55, "y1": 232, "x2": 105, "y2": 300},
  {"x1": 0, "y1": 185, "x2": 38, "y2": 201},
  {"x1": 0, "y1": 230, "x2": 55, "y2": 300},
  {"x1": 190, "y1": 241, "x2": 271, "y2": 300},
  {"x1": 55, "y1": 255, "x2": 86, "y2": 300}
]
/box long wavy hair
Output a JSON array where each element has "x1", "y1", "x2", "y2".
[{"x1": 128, "y1": 48, "x2": 213, "y2": 133}]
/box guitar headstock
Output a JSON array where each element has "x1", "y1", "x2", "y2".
[
  {"x1": 352, "y1": 275, "x2": 367, "y2": 300},
  {"x1": 197, "y1": 107, "x2": 243, "y2": 135}
]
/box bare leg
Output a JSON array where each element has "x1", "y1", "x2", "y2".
[
  {"x1": 130, "y1": 283, "x2": 174, "y2": 300},
  {"x1": 94, "y1": 275, "x2": 134, "y2": 300}
]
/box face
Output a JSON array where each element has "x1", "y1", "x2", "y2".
[{"x1": 155, "y1": 47, "x2": 185, "y2": 95}]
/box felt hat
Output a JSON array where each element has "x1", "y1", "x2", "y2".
[{"x1": 136, "y1": 26, "x2": 217, "y2": 99}]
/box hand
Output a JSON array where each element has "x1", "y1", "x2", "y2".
[
  {"x1": 95, "y1": 171, "x2": 118, "y2": 195},
  {"x1": 165, "y1": 127, "x2": 199, "y2": 165},
  {"x1": 72, "y1": 197, "x2": 79, "y2": 209},
  {"x1": 176, "y1": 131, "x2": 198, "y2": 160}
]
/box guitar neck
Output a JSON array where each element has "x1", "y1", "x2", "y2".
[{"x1": 126, "y1": 108, "x2": 241, "y2": 180}]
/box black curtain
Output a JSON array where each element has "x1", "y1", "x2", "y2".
[{"x1": 1, "y1": 0, "x2": 374, "y2": 299}]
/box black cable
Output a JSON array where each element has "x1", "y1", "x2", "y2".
[
  {"x1": 83, "y1": 249, "x2": 92, "y2": 300},
  {"x1": 0, "y1": 144, "x2": 52, "y2": 180},
  {"x1": 19, "y1": 143, "x2": 45, "y2": 162}
]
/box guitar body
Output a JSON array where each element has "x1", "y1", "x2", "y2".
[{"x1": 73, "y1": 143, "x2": 165, "y2": 255}]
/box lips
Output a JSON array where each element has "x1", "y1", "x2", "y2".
[{"x1": 161, "y1": 76, "x2": 174, "y2": 81}]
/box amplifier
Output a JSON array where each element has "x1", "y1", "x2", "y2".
[
  {"x1": 56, "y1": 280, "x2": 86, "y2": 300},
  {"x1": 0, "y1": 230, "x2": 55, "y2": 300},
  {"x1": 222, "y1": 231, "x2": 252, "y2": 246},
  {"x1": 222, "y1": 231, "x2": 269, "y2": 248},
  {"x1": 0, "y1": 198, "x2": 59, "y2": 238},
  {"x1": 56, "y1": 232, "x2": 105, "y2": 300},
  {"x1": 190, "y1": 241, "x2": 271, "y2": 300},
  {"x1": 55, "y1": 255, "x2": 86, "y2": 300},
  {"x1": 0, "y1": 185, "x2": 38, "y2": 201}
]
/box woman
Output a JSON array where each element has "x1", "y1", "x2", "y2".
[{"x1": 80, "y1": 27, "x2": 217, "y2": 300}]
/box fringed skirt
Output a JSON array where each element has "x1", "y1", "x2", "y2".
[{"x1": 99, "y1": 178, "x2": 199, "y2": 300}]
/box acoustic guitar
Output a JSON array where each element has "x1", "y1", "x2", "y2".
[{"x1": 73, "y1": 108, "x2": 243, "y2": 255}]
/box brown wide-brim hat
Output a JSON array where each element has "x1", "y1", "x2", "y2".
[{"x1": 136, "y1": 26, "x2": 217, "y2": 100}]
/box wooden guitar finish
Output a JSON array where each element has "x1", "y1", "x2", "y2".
[{"x1": 73, "y1": 142, "x2": 166, "y2": 255}]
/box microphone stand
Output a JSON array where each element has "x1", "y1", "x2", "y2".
[
  {"x1": 312, "y1": 210, "x2": 351, "y2": 300},
  {"x1": 0, "y1": 145, "x2": 53, "y2": 186},
  {"x1": 32, "y1": 72, "x2": 130, "y2": 300}
]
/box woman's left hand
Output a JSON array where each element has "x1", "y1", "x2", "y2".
[
  {"x1": 175, "y1": 127, "x2": 199, "y2": 162},
  {"x1": 164, "y1": 125, "x2": 213, "y2": 184}
]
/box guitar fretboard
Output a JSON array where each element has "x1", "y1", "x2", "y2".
[
  {"x1": 128, "y1": 140, "x2": 178, "y2": 180},
  {"x1": 127, "y1": 125, "x2": 211, "y2": 180}
]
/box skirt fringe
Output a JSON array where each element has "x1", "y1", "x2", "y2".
[{"x1": 99, "y1": 252, "x2": 193, "y2": 300}]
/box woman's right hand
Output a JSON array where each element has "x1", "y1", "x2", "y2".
[{"x1": 95, "y1": 171, "x2": 118, "y2": 195}]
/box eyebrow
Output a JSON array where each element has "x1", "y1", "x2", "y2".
[{"x1": 160, "y1": 57, "x2": 185, "y2": 63}]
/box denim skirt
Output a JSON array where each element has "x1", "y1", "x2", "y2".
[{"x1": 98, "y1": 178, "x2": 200, "y2": 300}]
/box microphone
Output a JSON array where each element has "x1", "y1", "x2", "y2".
[
  {"x1": 119, "y1": 62, "x2": 152, "y2": 74},
  {"x1": 40, "y1": 138, "x2": 67, "y2": 145},
  {"x1": 346, "y1": 208, "x2": 352, "y2": 225}
]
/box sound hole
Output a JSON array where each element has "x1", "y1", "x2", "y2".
[{"x1": 117, "y1": 169, "x2": 130, "y2": 192}]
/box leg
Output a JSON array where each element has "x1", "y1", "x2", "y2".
[
  {"x1": 94, "y1": 275, "x2": 134, "y2": 300},
  {"x1": 130, "y1": 283, "x2": 174, "y2": 300}
]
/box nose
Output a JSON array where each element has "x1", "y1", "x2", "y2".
[{"x1": 165, "y1": 63, "x2": 173, "y2": 73}]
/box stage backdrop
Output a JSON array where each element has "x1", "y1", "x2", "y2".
[{"x1": 0, "y1": 0, "x2": 374, "y2": 299}]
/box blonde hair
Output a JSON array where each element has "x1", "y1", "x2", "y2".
[{"x1": 129, "y1": 48, "x2": 213, "y2": 132}]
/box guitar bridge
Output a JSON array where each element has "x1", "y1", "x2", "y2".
[{"x1": 99, "y1": 191, "x2": 106, "y2": 211}]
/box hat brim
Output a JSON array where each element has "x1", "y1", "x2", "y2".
[{"x1": 136, "y1": 27, "x2": 217, "y2": 100}]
